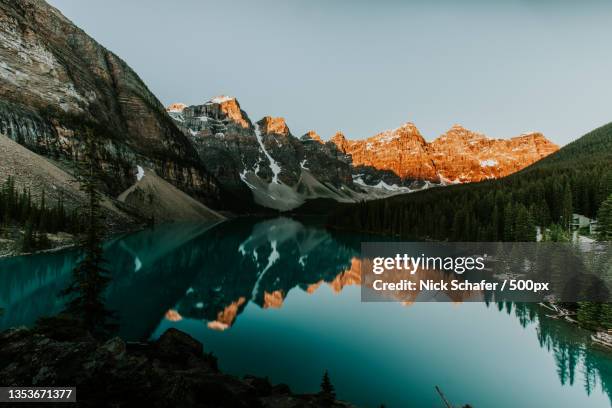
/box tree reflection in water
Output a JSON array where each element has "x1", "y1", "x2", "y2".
[{"x1": 0, "y1": 217, "x2": 610, "y2": 403}]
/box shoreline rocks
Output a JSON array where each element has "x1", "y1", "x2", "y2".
[{"x1": 0, "y1": 321, "x2": 355, "y2": 407}]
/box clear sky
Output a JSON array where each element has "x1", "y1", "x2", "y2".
[{"x1": 48, "y1": 0, "x2": 612, "y2": 145}]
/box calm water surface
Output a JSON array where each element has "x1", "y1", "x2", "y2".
[{"x1": 1, "y1": 217, "x2": 611, "y2": 407}]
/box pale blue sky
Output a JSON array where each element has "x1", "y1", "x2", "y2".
[{"x1": 48, "y1": 0, "x2": 612, "y2": 145}]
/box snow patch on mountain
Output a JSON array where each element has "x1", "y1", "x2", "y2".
[
  {"x1": 373, "y1": 180, "x2": 410, "y2": 192},
  {"x1": 239, "y1": 169, "x2": 259, "y2": 192},
  {"x1": 438, "y1": 173, "x2": 461, "y2": 185},
  {"x1": 239, "y1": 170, "x2": 303, "y2": 210},
  {"x1": 480, "y1": 159, "x2": 498, "y2": 167},
  {"x1": 254, "y1": 126, "x2": 282, "y2": 184},
  {"x1": 354, "y1": 176, "x2": 411, "y2": 193},
  {"x1": 136, "y1": 165, "x2": 145, "y2": 181},
  {"x1": 353, "y1": 174, "x2": 440, "y2": 198},
  {"x1": 208, "y1": 95, "x2": 235, "y2": 104},
  {"x1": 353, "y1": 176, "x2": 368, "y2": 187},
  {"x1": 378, "y1": 133, "x2": 400, "y2": 143},
  {"x1": 238, "y1": 167, "x2": 441, "y2": 212}
]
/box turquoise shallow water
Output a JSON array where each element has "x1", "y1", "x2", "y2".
[{"x1": 1, "y1": 217, "x2": 611, "y2": 407}]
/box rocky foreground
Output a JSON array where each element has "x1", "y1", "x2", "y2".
[{"x1": 0, "y1": 320, "x2": 354, "y2": 408}]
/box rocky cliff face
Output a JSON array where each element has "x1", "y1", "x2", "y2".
[
  {"x1": 300, "y1": 130, "x2": 354, "y2": 186},
  {"x1": 331, "y1": 123, "x2": 559, "y2": 185},
  {"x1": 169, "y1": 97, "x2": 256, "y2": 202},
  {"x1": 332, "y1": 123, "x2": 438, "y2": 186},
  {"x1": 428, "y1": 125, "x2": 559, "y2": 183},
  {"x1": 0, "y1": 0, "x2": 220, "y2": 205},
  {"x1": 167, "y1": 97, "x2": 355, "y2": 210},
  {"x1": 168, "y1": 97, "x2": 558, "y2": 210}
]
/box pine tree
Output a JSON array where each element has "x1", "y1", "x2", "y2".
[
  {"x1": 490, "y1": 204, "x2": 499, "y2": 240},
  {"x1": 320, "y1": 369, "x2": 336, "y2": 400},
  {"x1": 514, "y1": 204, "x2": 536, "y2": 241},
  {"x1": 577, "y1": 302, "x2": 602, "y2": 330},
  {"x1": 61, "y1": 129, "x2": 115, "y2": 338},
  {"x1": 21, "y1": 218, "x2": 35, "y2": 253},
  {"x1": 0, "y1": 175, "x2": 71, "y2": 237},
  {"x1": 596, "y1": 194, "x2": 612, "y2": 241},
  {"x1": 600, "y1": 303, "x2": 612, "y2": 329},
  {"x1": 547, "y1": 223, "x2": 569, "y2": 242},
  {"x1": 561, "y1": 182, "x2": 573, "y2": 229},
  {"x1": 503, "y1": 202, "x2": 515, "y2": 241},
  {"x1": 38, "y1": 189, "x2": 47, "y2": 232}
]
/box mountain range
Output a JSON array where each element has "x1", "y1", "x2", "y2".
[
  {"x1": 0, "y1": 0, "x2": 559, "y2": 220},
  {"x1": 328, "y1": 119, "x2": 612, "y2": 241},
  {"x1": 332, "y1": 123, "x2": 557, "y2": 184},
  {"x1": 166, "y1": 98, "x2": 558, "y2": 210}
]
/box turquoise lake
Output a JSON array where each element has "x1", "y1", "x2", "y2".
[{"x1": 1, "y1": 217, "x2": 611, "y2": 407}]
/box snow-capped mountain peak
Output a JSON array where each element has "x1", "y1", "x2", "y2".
[
  {"x1": 207, "y1": 95, "x2": 235, "y2": 104},
  {"x1": 165, "y1": 97, "x2": 559, "y2": 212}
]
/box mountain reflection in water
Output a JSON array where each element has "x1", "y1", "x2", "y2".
[
  {"x1": 1, "y1": 217, "x2": 611, "y2": 407},
  {"x1": 171, "y1": 217, "x2": 359, "y2": 330}
]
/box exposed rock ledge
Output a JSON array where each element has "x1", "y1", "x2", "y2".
[
  {"x1": 0, "y1": 320, "x2": 354, "y2": 407},
  {"x1": 592, "y1": 331, "x2": 612, "y2": 349}
]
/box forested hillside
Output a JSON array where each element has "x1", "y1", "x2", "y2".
[{"x1": 329, "y1": 122, "x2": 612, "y2": 242}]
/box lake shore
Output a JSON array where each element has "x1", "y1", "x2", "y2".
[
  {"x1": 1, "y1": 218, "x2": 610, "y2": 406},
  {"x1": 0, "y1": 317, "x2": 355, "y2": 407},
  {"x1": 0, "y1": 221, "x2": 147, "y2": 259}
]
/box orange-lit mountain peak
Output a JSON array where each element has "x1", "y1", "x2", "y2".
[
  {"x1": 331, "y1": 121, "x2": 437, "y2": 181},
  {"x1": 204, "y1": 95, "x2": 250, "y2": 128},
  {"x1": 208, "y1": 95, "x2": 236, "y2": 104},
  {"x1": 166, "y1": 102, "x2": 187, "y2": 113},
  {"x1": 430, "y1": 124, "x2": 487, "y2": 146},
  {"x1": 258, "y1": 116, "x2": 290, "y2": 136},
  {"x1": 330, "y1": 131, "x2": 349, "y2": 153},
  {"x1": 326, "y1": 118, "x2": 558, "y2": 184},
  {"x1": 302, "y1": 130, "x2": 323, "y2": 143}
]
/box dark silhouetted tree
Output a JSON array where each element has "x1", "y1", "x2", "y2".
[
  {"x1": 320, "y1": 369, "x2": 336, "y2": 400},
  {"x1": 514, "y1": 203, "x2": 536, "y2": 241},
  {"x1": 561, "y1": 182, "x2": 573, "y2": 229},
  {"x1": 61, "y1": 129, "x2": 115, "y2": 338}
]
